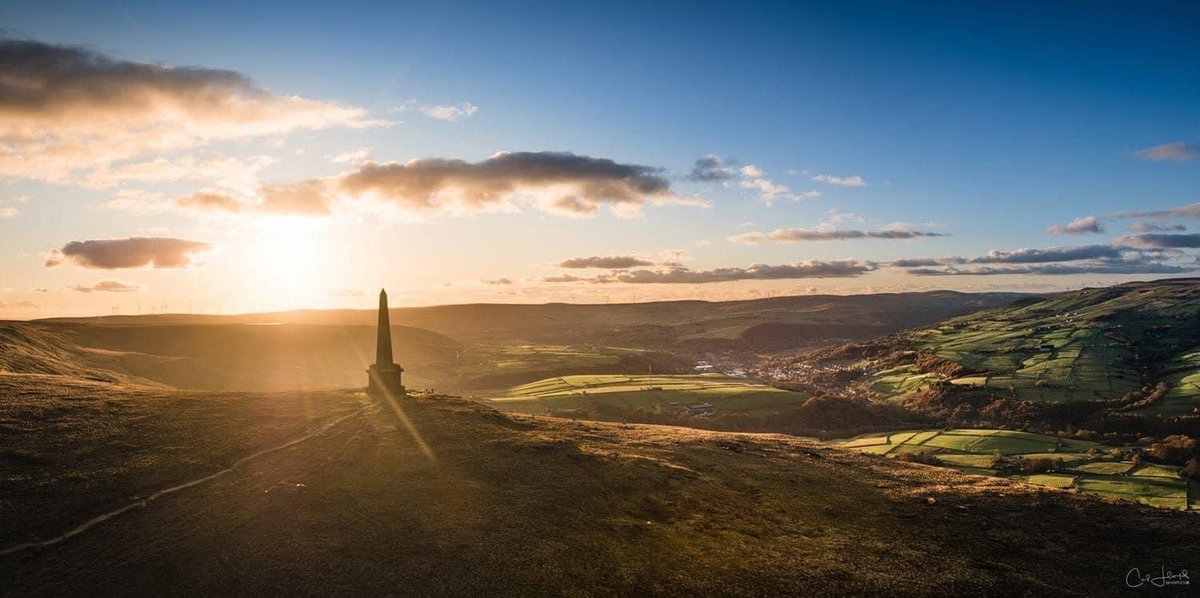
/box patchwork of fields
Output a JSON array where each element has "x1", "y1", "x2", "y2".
[
  {"x1": 838, "y1": 429, "x2": 1196, "y2": 510},
  {"x1": 486, "y1": 374, "x2": 810, "y2": 416},
  {"x1": 855, "y1": 281, "x2": 1200, "y2": 412}
]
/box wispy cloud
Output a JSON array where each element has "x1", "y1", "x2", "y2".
[
  {"x1": 69, "y1": 280, "x2": 143, "y2": 293},
  {"x1": 738, "y1": 164, "x2": 820, "y2": 204},
  {"x1": 812, "y1": 173, "x2": 867, "y2": 187},
  {"x1": 1109, "y1": 202, "x2": 1200, "y2": 220},
  {"x1": 1113, "y1": 233, "x2": 1200, "y2": 249},
  {"x1": 1130, "y1": 222, "x2": 1186, "y2": 233},
  {"x1": 974, "y1": 245, "x2": 1122, "y2": 264},
  {"x1": 329, "y1": 148, "x2": 372, "y2": 165},
  {"x1": 84, "y1": 155, "x2": 275, "y2": 190},
  {"x1": 171, "y1": 190, "x2": 249, "y2": 214},
  {"x1": 905, "y1": 259, "x2": 1191, "y2": 277},
  {"x1": 398, "y1": 100, "x2": 479, "y2": 122},
  {"x1": 1136, "y1": 142, "x2": 1200, "y2": 162},
  {"x1": 729, "y1": 228, "x2": 943, "y2": 244},
  {"x1": 543, "y1": 259, "x2": 876, "y2": 283},
  {"x1": 1046, "y1": 215, "x2": 1104, "y2": 235},
  {"x1": 557, "y1": 255, "x2": 657, "y2": 269},
  {"x1": 892, "y1": 242, "x2": 1195, "y2": 276}
]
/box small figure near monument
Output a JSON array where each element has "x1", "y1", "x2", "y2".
[{"x1": 367, "y1": 289, "x2": 406, "y2": 398}]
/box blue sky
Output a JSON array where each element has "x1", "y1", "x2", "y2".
[{"x1": 1, "y1": 1, "x2": 1198, "y2": 315}]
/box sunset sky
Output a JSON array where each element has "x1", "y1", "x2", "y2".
[{"x1": 2, "y1": 1, "x2": 1199, "y2": 317}]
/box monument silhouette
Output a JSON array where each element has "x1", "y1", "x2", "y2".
[{"x1": 367, "y1": 289, "x2": 406, "y2": 398}]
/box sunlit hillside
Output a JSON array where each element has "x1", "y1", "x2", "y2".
[{"x1": 3, "y1": 372, "x2": 1198, "y2": 594}]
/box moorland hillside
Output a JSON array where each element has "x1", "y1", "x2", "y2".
[{"x1": 1, "y1": 373, "x2": 1197, "y2": 594}]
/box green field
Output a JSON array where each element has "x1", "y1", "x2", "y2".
[
  {"x1": 845, "y1": 281, "x2": 1200, "y2": 410},
  {"x1": 449, "y1": 344, "x2": 686, "y2": 390},
  {"x1": 836, "y1": 428, "x2": 1191, "y2": 510},
  {"x1": 486, "y1": 374, "x2": 810, "y2": 416}
]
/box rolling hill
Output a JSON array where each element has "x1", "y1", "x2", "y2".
[
  {"x1": 5, "y1": 290, "x2": 1026, "y2": 394},
  {"x1": 787, "y1": 278, "x2": 1200, "y2": 422},
  {"x1": 40, "y1": 290, "x2": 1026, "y2": 353},
  {"x1": 2, "y1": 370, "x2": 1198, "y2": 594},
  {"x1": 0, "y1": 320, "x2": 462, "y2": 392}
]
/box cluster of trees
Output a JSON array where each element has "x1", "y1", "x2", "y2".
[
  {"x1": 1118, "y1": 383, "x2": 1170, "y2": 411},
  {"x1": 991, "y1": 454, "x2": 1065, "y2": 473},
  {"x1": 895, "y1": 451, "x2": 942, "y2": 465}
]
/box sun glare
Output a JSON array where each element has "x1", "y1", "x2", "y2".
[{"x1": 251, "y1": 217, "x2": 327, "y2": 310}]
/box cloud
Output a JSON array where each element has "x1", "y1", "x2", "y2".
[
  {"x1": 1113, "y1": 233, "x2": 1200, "y2": 249},
  {"x1": 973, "y1": 245, "x2": 1122, "y2": 264},
  {"x1": 0, "y1": 194, "x2": 29, "y2": 217},
  {"x1": 102, "y1": 150, "x2": 695, "y2": 220},
  {"x1": 0, "y1": 39, "x2": 377, "y2": 182},
  {"x1": 337, "y1": 151, "x2": 685, "y2": 218},
  {"x1": 812, "y1": 174, "x2": 867, "y2": 187},
  {"x1": 737, "y1": 164, "x2": 820, "y2": 204},
  {"x1": 542, "y1": 274, "x2": 587, "y2": 283},
  {"x1": 557, "y1": 255, "x2": 657, "y2": 269},
  {"x1": 688, "y1": 154, "x2": 735, "y2": 181},
  {"x1": 85, "y1": 154, "x2": 275, "y2": 190},
  {"x1": 398, "y1": 100, "x2": 478, "y2": 122},
  {"x1": 890, "y1": 258, "x2": 950, "y2": 267},
  {"x1": 171, "y1": 190, "x2": 248, "y2": 214},
  {"x1": 45, "y1": 237, "x2": 213, "y2": 269},
  {"x1": 1136, "y1": 142, "x2": 1200, "y2": 162},
  {"x1": 165, "y1": 183, "x2": 331, "y2": 216},
  {"x1": 329, "y1": 149, "x2": 371, "y2": 164},
  {"x1": 1046, "y1": 215, "x2": 1104, "y2": 235},
  {"x1": 0, "y1": 300, "x2": 38, "y2": 310},
  {"x1": 905, "y1": 259, "x2": 1192, "y2": 276},
  {"x1": 481, "y1": 277, "x2": 514, "y2": 285},
  {"x1": 1130, "y1": 222, "x2": 1186, "y2": 233},
  {"x1": 1047, "y1": 203, "x2": 1200, "y2": 236},
  {"x1": 69, "y1": 280, "x2": 143, "y2": 293},
  {"x1": 728, "y1": 228, "x2": 944, "y2": 244},
  {"x1": 544, "y1": 260, "x2": 876, "y2": 284},
  {"x1": 1109, "y1": 202, "x2": 1200, "y2": 220},
  {"x1": 257, "y1": 180, "x2": 335, "y2": 215}
]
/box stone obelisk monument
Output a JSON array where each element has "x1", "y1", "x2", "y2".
[{"x1": 367, "y1": 289, "x2": 405, "y2": 398}]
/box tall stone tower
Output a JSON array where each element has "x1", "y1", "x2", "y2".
[{"x1": 367, "y1": 289, "x2": 406, "y2": 398}]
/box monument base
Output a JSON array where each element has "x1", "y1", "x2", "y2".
[{"x1": 367, "y1": 363, "x2": 406, "y2": 398}]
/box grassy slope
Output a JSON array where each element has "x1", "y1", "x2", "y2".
[
  {"x1": 838, "y1": 429, "x2": 1189, "y2": 510},
  {"x1": 0, "y1": 320, "x2": 461, "y2": 392},
  {"x1": 816, "y1": 279, "x2": 1200, "y2": 412},
  {"x1": 488, "y1": 374, "x2": 809, "y2": 416},
  {"x1": 2, "y1": 378, "x2": 1198, "y2": 594}
]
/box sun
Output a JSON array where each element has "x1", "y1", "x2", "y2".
[{"x1": 250, "y1": 217, "x2": 328, "y2": 310}]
